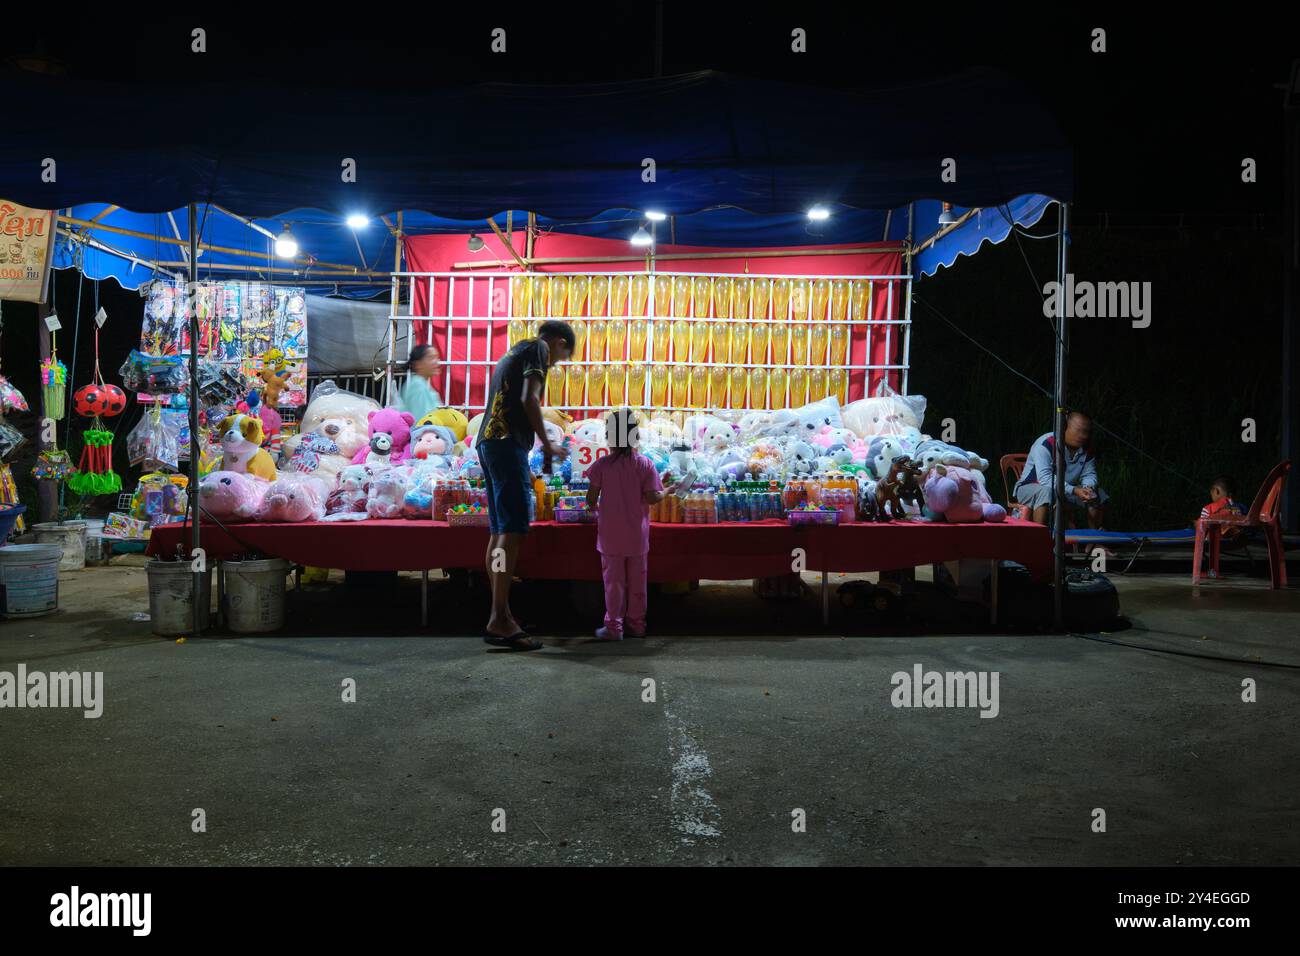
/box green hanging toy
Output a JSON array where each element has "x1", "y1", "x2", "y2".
[
  {"x1": 67, "y1": 430, "x2": 120, "y2": 496},
  {"x1": 34, "y1": 317, "x2": 76, "y2": 483},
  {"x1": 41, "y1": 356, "x2": 67, "y2": 420},
  {"x1": 65, "y1": 308, "x2": 122, "y2": 496}
]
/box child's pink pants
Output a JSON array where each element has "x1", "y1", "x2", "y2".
[{"x1": 600, "y1": 552, "x2": 648, "y2": 636}]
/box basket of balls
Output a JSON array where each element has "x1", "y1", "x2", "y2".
[
  {"x1": 555, "y1": 497, "x2": 596, "y2": 524},
  {"x1": 446, "y1": 503, "x2": 490, "y2": 527},
  {"x1": 786, "y1": 504, "x2": 840, "y2": 526}
]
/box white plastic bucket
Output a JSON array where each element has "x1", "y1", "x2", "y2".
[
  {"x1": 223, "y1": 558, "x2": 290, "y2": 634},
  {"x1": 0, "y1": 543, "x2": 63, "y2": 618},
  {"x1": 32, "y1": 521, "x2": 87, "y2": 571},
  {"x1": 146, "y1": 560, "x2": 212, "y2": 636}
]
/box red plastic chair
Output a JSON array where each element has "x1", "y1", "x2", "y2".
[
  {"x1": 1193, "y1": 460, "x2": 1290, "y2": 588},
  {"x1": 1000, "y1": 453, "x2": 1028, "y2": 520}
]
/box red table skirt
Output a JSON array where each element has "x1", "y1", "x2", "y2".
[{"x1": 148, "y1": 518, "x2": 1052, "y2": 582}]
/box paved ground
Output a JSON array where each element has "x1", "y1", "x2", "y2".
[{"x1": 2, "y1": 557, "x2": 1298, "y2": 866}]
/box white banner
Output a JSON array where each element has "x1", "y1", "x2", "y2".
[
  {"x1": 0, "y1": 201, "x2": 56, "y2": 303},
  {"x1": 569, "y1": 441, "x2": 609, "y2": 481}
]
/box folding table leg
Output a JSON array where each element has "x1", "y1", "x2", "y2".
[
  {"x1": 822, "y1": 571, "x2": 829, "y2": 627},
  {"x1": 215, "y1": 560, "x2": 225, "y2": 628},
  {"x1": 421, "y1": 569, "x2": 429, "y2": 626},
  {"x1": 989, "y1": 559, "x2": 998, "y2": 626}
]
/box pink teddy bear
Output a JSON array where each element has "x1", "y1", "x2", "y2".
[
  {"x1": 923, "y1": 464, "x2": 1006, "y2": 523},
  {"x1": 350, "y1": 408, "x2": 415, "y2": 466}
]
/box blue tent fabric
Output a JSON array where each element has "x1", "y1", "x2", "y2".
[
  {"x1": 913, "y1": 196, "x2": 1056, "y2": 278},
  {"x1": 4, "y1": 69, "x2": 1070, "y2": 219},
  {"x1": 52, "y1": 198, "x2": 1055, "y2": 294},
  {"x1": 51, "y1": 203, "x2": 921, "y2": 295},
  {"x1": 23, "y1": 68, "x2": 1071, "y2": 294}
]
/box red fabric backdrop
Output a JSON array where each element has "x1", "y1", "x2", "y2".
[{"x1": 402, "y1": 232, "x2": 904, "y2": 413}]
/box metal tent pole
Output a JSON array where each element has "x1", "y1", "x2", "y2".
[
  {"x1": 1282, "y1": 61, "x2": 1299, "y2": 531},
  {"x1": 1052, "y1": 202, "x2": 1070, "y2": 630},
  {"x1": 189, "y1": 203, "x2": 202, "y2": 636}
]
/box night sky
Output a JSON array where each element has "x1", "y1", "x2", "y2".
[{"x1": 2, "y1": 7, "x2": 1295, "y2": 526}]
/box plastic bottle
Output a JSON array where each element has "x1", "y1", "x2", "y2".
[{"x1": 706, "y1": 489, "x2": 717, "y2": 524}]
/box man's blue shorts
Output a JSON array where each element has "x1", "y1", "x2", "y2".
[{"x1": 477, "y1": 437, "x2": 532, "y2": 534}]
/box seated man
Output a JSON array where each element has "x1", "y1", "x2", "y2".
[{"x1": 1014, "y1": 410, "x2": 1107, "y2": 529}]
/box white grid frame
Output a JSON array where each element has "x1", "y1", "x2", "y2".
[{"x1": 389, "y1": 268, "x2": 913, "y2": 414}]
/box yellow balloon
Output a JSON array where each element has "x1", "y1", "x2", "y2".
[
  {"x1": 588, "y1": 275, "x2": 609, "y2": 317},
  {"x1": 729, "y1": 367, "x2": 747, "y2": 409},
  {"x1": 606, "y1": 365, "x2": 627, "y2": 405},
  {"x1": 631, "y1": 274, "x2": 649, "y2": 316},
  {"x1": 655, "y1": 275, "x2": 674, "y2": 317},
  {"x1": 549, "y1": 275, "x2": 569, "y2": 316},
  {"x1": 568, "y1": 274, "x2": 589, "y2": 317},
  {"x1": 691, "y1": 366, "x2": 709, "y2": 408},
  {"x1": 565, "y1": 364, "x2": 585, "y2": 407},
  {"x1": 710, "y1": 366, "x2": 728, "y2": 407},
  {"x1": 713, "y1": 277, "x2": 734, "y2": 319},
  {"x1": 612, "y1": 274, "x2": 631, "y2": 316},
  {"x1": 671, "y1": 365, "x2": 689, "y2": 407},
  {"x1": 607, "y1": 319, "x2": 627, "y2": 362},
  {"x1": 629, "y1": 364, "x2": 648, "y2": 405},
  {"x1": 650, "y1": 365, "x2": 669, "y2": 407},
  {"x1": 692, "y1": 277, "x2": 712, "y2": 318}
]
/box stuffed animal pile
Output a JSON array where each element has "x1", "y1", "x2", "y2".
[{"x1": 212, "y1": 380, "x2": 1004, "y2": 526}]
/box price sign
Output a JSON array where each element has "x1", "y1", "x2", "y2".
[{"x1": 569, "y1": 442, "x2": 609, "y2": 481}]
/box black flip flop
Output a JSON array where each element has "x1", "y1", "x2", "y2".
[{"x1": 483, "y1": 632, "x2": 544, "y2": 652}]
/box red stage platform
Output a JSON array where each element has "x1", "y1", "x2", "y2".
[{"x1": 148, "y1": 517, "x2": 1051, "y2": 580}]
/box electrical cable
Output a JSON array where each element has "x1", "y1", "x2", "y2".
[
  {"x1": 912, "y1": 293, "x2": 1204, "y2": 491},
  {"x1": 1069, "y1": 630, "x2": 1300, "y2": 670}
]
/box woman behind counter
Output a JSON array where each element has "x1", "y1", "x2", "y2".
[{"x1": 397, "y1": 343, "x2": 443, "y2": 420}]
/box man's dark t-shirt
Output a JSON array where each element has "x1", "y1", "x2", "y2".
[{"x1": 479, "y1": 337, "x2": 549, "y2": 449}]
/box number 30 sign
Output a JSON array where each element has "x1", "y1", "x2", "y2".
[{"x1": 569, "y1": 442, "x2": 609, "y2": 480}]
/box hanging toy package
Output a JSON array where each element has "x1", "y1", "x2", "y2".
[
  {"x1": 126, "y1": 407, "x2": 181, "y2": 472},
  {"x1": 0, "y1": 375, "x2": 27, "y2": 414},
  {"x1": 118, "y1": 350, "x2": 188, "y2": 395},
  {"x1": 32, "y1": 449, "x2": 76, "y2": 481},
  {"x1": 0, "y1": 417, "x2": 26, "y2": 461},
  {"x1": 0, "y1": 312, "x2": 30, "y2": 413}
]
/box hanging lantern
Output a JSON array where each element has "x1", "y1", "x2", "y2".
[
  {"x1": 74, "y1": 383, "x2": 127, "y2": 418},
  {"x1": 66, "y1": 429, "x2": 121, "y2": 497},
  {"x1": 41, "y1": 358, "x2": 67, "y2": 420}
]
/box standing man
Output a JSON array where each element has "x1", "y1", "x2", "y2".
[
  {"x1": 1014, "y1": 410, "x2": 1108, "y2": 529},
  {"x1": 478, "y1": 320, "x2": 574, "y2": 651}
]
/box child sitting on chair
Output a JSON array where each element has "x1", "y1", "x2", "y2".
[
  {"x1": 1200, "y1": 475, "x2": 1246, "y2": 521},
  {"x1": 1199, "y1": 475, "x2": 1248, "y2": 563}
]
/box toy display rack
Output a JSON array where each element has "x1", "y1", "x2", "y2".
[{"x1": 387, "y1": 268, "x2": 913, "y2": 415}]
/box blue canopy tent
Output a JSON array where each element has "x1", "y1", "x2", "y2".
[
  {"x1": 1, "y1": 66, "x2": 1075, "y2": 627},
  {"x1": 50, "y1": 199, "x2": 1053, "y2": 293}
]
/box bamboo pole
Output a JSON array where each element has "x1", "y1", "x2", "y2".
[
  {"x1": 487, "y1": 218, "x2": 528, "y2": 270},
  {"x1": 911, "y1": 208, "x2": 981, "y2": 255},
  {"x1": 147, "y1": 259, "x2": 389, "y2": 277},
  {"x1": 57, "y1": 215, "x2": 376, "y2": 274}
]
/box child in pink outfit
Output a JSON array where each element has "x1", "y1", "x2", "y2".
[{"x1": 585, "y1": 409, "x2": 673, "y2": 641}]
